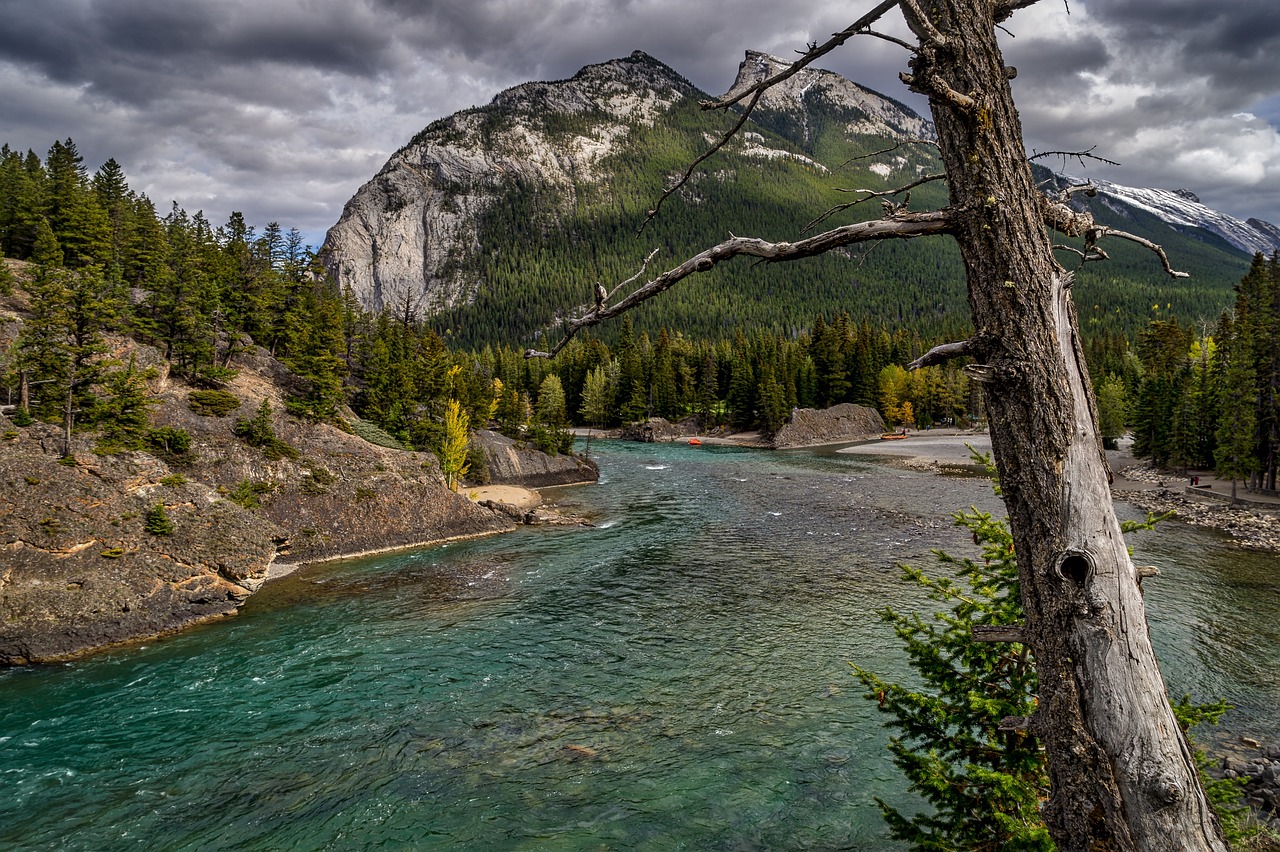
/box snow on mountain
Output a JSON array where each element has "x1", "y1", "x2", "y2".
[{"x1": 1089, "y1": 180, "x2": 1280, "y2": 257}]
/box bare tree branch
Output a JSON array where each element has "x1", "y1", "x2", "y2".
[
  {"x1": 835, "y1": 139, "x2": 940, "y2": 173},
  {"x1": 908, "y1": 338, "x2": 975, "y2": 370},
  {"x1": 900, "y1": 0, "x2": 948, "y2": 45},
  {"x1": 1056, "y1": 182, "x2": 1099, "y2": 201},
  {"x1": 1041, "y1": 197, "x2": 1188, "y2": 277},
  {"x1": 1052, "y1": 244, "x2": 1109, "y2": 265},
  {"x1": 804, "y1": 173, "x2": 946, "y2": 232},
  {"x1": 602, "y1": 248, "x2": 661, "y2": 304},
  {"x1": 994, "y1": 0, "x2": 1048, "y2": 22},
  {"x1": 526, "y1": 209, "x2": 954, "y2": 359},
  {"x1": 1029, "y1": 147, "x2": 1121, "y2": 168},
  {"x1": 1089, "y1": 226, "x2": 1191, "y2": 278},
  {"x1": 863, "y1": 29, "x2": 917, "y2": 51}
]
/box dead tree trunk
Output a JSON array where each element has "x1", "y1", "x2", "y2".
[
  {"x1": 527, "y1": 2, "x2": 1231, "y2": 846},
  {"x1": 904, "y1": 1, "x2": 1226, "y2": 847}
]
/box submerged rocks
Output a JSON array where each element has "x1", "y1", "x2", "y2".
[{"x1": 1215, "y1": 740, "x2": 1280, "y2": 833}]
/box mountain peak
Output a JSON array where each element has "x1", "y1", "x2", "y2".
[
  {"x1": 490, "y1": 50, "x2": 698, "y2": 118},
  {"x1": 1088, "y1": 179, "x2": 1280, "y2": 256},
  {"x1": 723, "y1": 49, "x2": 934, "y2": 144}
]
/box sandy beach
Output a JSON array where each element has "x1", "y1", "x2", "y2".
[
  {"x1": 837, "y1": 429, "x2": 992, "y2": 465},
  {"x1": 465, "y1": 484, "x2": 542, "y2": 510}
]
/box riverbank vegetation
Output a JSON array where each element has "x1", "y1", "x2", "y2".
[{"x1": 3, "y1": 138, "x2": 1278, "y2": 497}]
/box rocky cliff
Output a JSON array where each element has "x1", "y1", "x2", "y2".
[
  {"x1": 0, "y1": 333, "x2": 513, "y2": 665},
  {"x1": 0, "y1": 418, "x2": 288, "y2": 664},
  {"x1": 725, "y1": 50, "x2": 934, "y2": 144},
  {"x1": 318, "y1": 49, "x2": 942, "y2": 324},
  {"x1": 320, "y1": 50, "x2": 697, "y2": 317},
  {"x1": 471, "y1": 429, "x2": 599, "y2": 489}
]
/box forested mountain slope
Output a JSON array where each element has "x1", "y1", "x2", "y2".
[{"x1": 320, "y1": 50, "x2": 1268, "y2": 350}]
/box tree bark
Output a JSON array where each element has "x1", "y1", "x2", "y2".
[{"x1": 903, "y1": 1, "x2": 1226, "y2": 848}]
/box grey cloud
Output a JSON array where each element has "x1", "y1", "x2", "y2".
[{"x1": 1, "y1": 0, "x2": 1279, "y2": 241}]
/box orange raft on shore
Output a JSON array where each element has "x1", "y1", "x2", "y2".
[{"x1": 880, "y1": 432, "x2": 909, "y2": 440}]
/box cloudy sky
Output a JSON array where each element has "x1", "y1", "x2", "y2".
[{"x1": 2, "y1": 0, "x2": 1278, "y2": 249}]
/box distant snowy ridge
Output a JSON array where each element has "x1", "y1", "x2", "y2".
[{"x1": 1089, "y1": 180, "x2": 1280, "y2": 257}]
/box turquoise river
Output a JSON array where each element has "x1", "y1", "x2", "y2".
[{"x1": 2, "y1": 440, "x2": 1278, "y2": 850}]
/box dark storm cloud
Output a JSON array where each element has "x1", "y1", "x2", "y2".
[
  {"x1": 1084, "y1": 0, "x2": 1280, "y2": 102},
  {"x1": 0, "y1": 0, "x2": 1277, "y2": 241}
]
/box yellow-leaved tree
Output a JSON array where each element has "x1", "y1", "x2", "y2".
[{"x1": 439, "y1": 399, "x2": 470, "y2": 492}]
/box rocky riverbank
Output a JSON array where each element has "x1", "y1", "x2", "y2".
[
  {"x1": 470, "y1": 429, "x2": 599, "y2": 488},
  {"x1": 1214, "y1": 738, "x2": 1280, "y2": 835},
  {"x1": 1113, "y1": 462, "x2": 1280, "y2": 553},
  {"x1": 0, "y1": 333, "x2": 603, "y2": 665}
]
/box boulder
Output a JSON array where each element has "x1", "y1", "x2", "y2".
[{"x1": 770, "y1": 404, "x2": 886, "y2": 449}]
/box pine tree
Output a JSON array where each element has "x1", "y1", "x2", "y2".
[
  {"x1": 1215, "y1": 338, "x2": 1258, "y2": 502},
  {"x1": 44, "y1": 139, "x2": 110, "y2": 268},
  {"x1": 144, "y1": 502, "x2": 174, "y2": 535},
  {"x1": 1095, "y1": 373, "x2": 1129, "y2": 449},
  {"x1": 533, "y1": 373, "x2": 571, "y2": 454},
  {"x1": 580, "y1": 363, "x2": 613, "y2": 431},
  {"x1": 95, "y1": 354, "x2": 156, "y2": 450},
  {"x1": 851, "y1": 501, "x2": 1050, "y2": 850}
]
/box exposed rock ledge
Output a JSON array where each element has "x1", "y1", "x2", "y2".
[
  {"x1": 770, "y1": 404, "x2": 887, "y2": 449},
  {"x1": 471, "y1": 429, "x2": 599, "y2": 488},
  {"x1": 0, "y1": 340, "x2": 513, "y2": 665}
]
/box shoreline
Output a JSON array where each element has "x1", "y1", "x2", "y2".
[
  {"x1": 267, "y1": 481, "x2": 596, "y2": 587},
  {"x1": 266, "y1": 528, "x2": 514, "y2": 581},
  {"x1": 844, "y1": 432, "x2": 1280, "y2": 553}
]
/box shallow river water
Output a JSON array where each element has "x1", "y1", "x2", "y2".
[{"x1": 2, "y1": 440, "x2": 1277, "y2": 850}]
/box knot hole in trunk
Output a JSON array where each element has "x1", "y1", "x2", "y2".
[{"x1": 1055, "y1": 551, "x2": 1093, "y2": 587}]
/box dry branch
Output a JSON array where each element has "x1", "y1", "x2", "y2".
[
  {"x1": 1089, "y1": 226, "x2": 1191, "y2": 278},
  {"x1": 908, "y1": 338, "x2": 975, "y2": 370},
  {"x1": 805, "y1": 173, "x2": 946, "y2": 232},
  {"x1": 526, "y1": 210, "x2": 954, "y2": 359}
]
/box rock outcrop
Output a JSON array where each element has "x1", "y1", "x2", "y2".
[
  {"x1": 770, "y1": 404, "x2": 886, "y2": 449},
  {"x1": 618, "y1": 417, "x2": 701, "y2": 443},
  {"x1": 471, "y1": 429, "x2": 599, "y2": 489},
  {"x1": 0, "y1": 335, "x2": 513, "y2": 664},
  {"x1": 0, "y1": 420, "x2": 287, "y2": 665}
]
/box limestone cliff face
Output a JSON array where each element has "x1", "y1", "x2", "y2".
[{"x1": 320, "y1": 51, "x2": 696, "y2": 316}]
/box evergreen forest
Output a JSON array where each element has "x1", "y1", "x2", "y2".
[{"x1": 3, "y1": 136, "x2": 1279, "y2": 497}]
